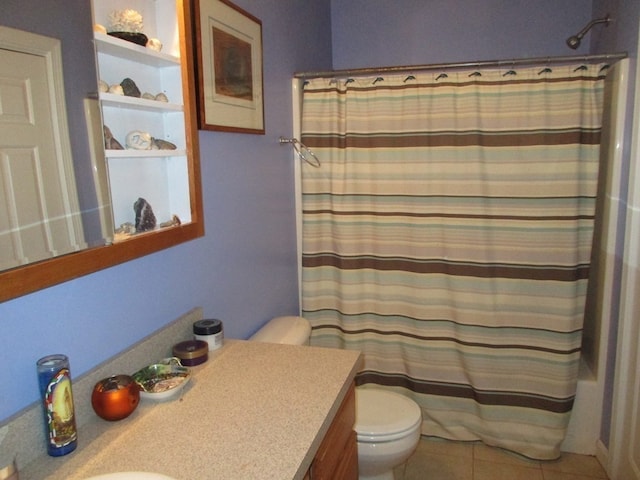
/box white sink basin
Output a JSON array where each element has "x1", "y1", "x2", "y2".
[{"x1": 84, "y1": 473, "x2": 176, "y2": 480}]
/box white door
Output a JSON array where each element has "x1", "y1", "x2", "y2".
[{"x1": 0, "y1": 27, "x2": 85, "y2": 269}]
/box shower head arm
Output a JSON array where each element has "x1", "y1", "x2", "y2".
[
  {"x1": 575, "y1": 15, "x2": 611, "y2": 40},
  {"x1": 566, "y1": 14, "x2": 611, "y2": 49}
]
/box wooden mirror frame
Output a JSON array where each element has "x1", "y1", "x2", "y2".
[{"x1": 0, "y1": 0, "x2": 204, "y2": 303}]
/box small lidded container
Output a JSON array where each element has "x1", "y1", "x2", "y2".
[
  {"x1": 172, "y1": 340, "x2": 208, "y2": 366},
  {"x1": 193, "y1": 319, "x2": 224, "y2": 351}
]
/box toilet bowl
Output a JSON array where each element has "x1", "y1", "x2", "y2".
[
  {"x1": 355, "y1": 387, "x2": 422, "y2": 480},
  {"x1": 251, "y1": 316, "x2": 422, "y2": 480}
]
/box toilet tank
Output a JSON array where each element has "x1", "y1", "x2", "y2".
[{"x1": 249, "y1": 316, "x2": 311, "y2": 345}]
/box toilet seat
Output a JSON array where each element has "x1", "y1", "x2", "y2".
[{"x1": 355, "y1": 388, "x2": 422, "y2": 443}]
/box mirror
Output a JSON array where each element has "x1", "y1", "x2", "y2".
[{"x1": 0, "y1": 0, "x2": 203, "y2": 302}]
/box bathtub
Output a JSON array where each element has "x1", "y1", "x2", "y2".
[
  {"x1": 561, "y1": 59, "x2": 629, "y2": 457},
  {"x1": 561, "y1": 360, "x2": 600, "y2": 455}
]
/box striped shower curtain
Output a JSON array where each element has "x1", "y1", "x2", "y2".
[{"x1": 300, "y1": 63, "x2": 607, "y2": 460}]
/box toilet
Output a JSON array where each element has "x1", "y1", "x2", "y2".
[
  {"x1": 250, "y1": 316, "x2": 422, "y2": 480},
  {"x1": 354, "y1": 387, "x2": 421, "y2": 480}
]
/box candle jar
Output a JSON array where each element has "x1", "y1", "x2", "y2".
[
  {"x1": 193, "y1": 319, "x2": 223, "y2": 351},
  {"x1": 36, "y1": 354, "x2": 78, "y2": 456}
]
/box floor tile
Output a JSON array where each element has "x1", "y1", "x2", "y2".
[
  {"x1": 542, "y1": 471, "x2": 603, "y2": 480},
  {"x1": 393, "y1": 437, "x2": 609, "y2": 480},
  {"x1": 474, "y1": 443, "x2": 541, "y2": 467},
  {"x1": 541, "y1": 452, "x2": 608, "y2": 478},
  {"x1": 418, "y1": 436, "x2": 474, "y2": 459},
  {"x1": 474, "y1": 459, "x2": 544, "y2": 480},
  {"x1": 404, "y1": 452, "x2": 473, "y2": 480}
]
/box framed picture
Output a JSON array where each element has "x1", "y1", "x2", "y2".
[{"x1": 194, "y1": 0, "x2": 264, "y2": 134}]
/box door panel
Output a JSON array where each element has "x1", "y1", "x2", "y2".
[{"x1": 0, "y1": 39, "x2": 85, "y2": 269}]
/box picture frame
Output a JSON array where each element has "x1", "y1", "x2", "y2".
[{"x1": 193, "y1": 0, "x2": 264, "y2": 134}]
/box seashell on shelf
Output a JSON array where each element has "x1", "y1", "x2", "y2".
[
  {"x1": 142, "y1": 92, "x2": 155, "y2": 101},
  {"x1": 134, "y1": 198, "x2": 156, "y2": 233},
  {"x1": 151, "y1": 137, "x2": 177, "y2": 150},
  {"x1": 99, "y1": 80, "x2": 109, "y2": 92},
  {"x1": 160, "y1": 215, "x2": 181, "y2": 228},
  {"x1": 155, "y1": 92, "x2": 169, "y2": 103},
  {"x1": 94, "y1": 24, "x2": 107, "y2": 34},
  {"x1": 146, "y1": 38, "x2": 163, "y2": 52},
  {"x1": 126, "y1": 130, "x2": 152, "y2": 150},
  {"x1": 108, "y1": 84, "x2": 124, "y2": 95},
  {"x1": 115, "y1": 222, "x2": 136, "y2": 235}
]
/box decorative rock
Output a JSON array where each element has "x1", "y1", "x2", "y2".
[
  {"x1": 126, "y1": 130, "x2": 152, "y2": 150},
  {"x1": 151, "y1": 137, "x2": 177, "y2": 150},
  {"x1": 120, "y1": 77, "x2": 141, "y2": 97},
  {"x1": 155, "y1": 92, "x2": 169, "y2": 103},
  {"x1": 108, "y1": 31, "x2": 148, "y2": 46},
  {"x1": 115, "y1": 222, "x2": 136, "y2": 235},
  {"x1": 160, "y1": 215, "x2": 181, "y2": 228},
  {"x1": 99, "y1": 80, "x2": 109, "y2": 92},
  {"x1": 108, "y1": 84, "x2": 124, "y2": 95},
  {"x1": 103, "y1": 126, "x2": 124, "y2": 150},
  {"x1": 141, "y1": 92, "x2": 155, "y2": 101},
  {"x1": 94, "y1": 24, "x2": 107, "y2": 34},
  {"x1": 134, "y1": 198, "x2": 156, "y2": 232},
  {"x1": 146, "y1": 38, "x2": 163, "y2": 52}
]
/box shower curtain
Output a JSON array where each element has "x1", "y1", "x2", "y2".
[{"x1": 300, "y1": 63, "x2": 608, "y2": 460}]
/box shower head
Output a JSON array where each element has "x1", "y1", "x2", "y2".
[{"x1": 566, "y1": 14, "x2": 611, "y2": 49}]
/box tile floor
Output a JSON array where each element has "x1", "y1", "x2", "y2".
[{"x1": 393, "y1": 437, "x2": 609, "y2": 480}]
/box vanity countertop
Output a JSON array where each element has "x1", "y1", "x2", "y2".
[{"x1": 20, "y1": 340, "x2": 362, "y2": 480}]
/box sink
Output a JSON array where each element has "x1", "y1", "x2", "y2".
[{"x1": 84, "y1": 473, "x2": 176, "y2": 480}]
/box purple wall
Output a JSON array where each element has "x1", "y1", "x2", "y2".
[
  {"x1": 330, "y1": 0, "x2": 595, "y2": 69},
  {"x1": 0, "y1": 0, "x2": 332, "y2": 422}
]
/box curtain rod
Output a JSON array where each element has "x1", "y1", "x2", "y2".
[{"x1": 294, "y1": 52, "x2": 628, "y2": 79}]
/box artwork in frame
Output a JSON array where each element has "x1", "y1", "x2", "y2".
[{"x1": 194, "y1": 0, "x2": 264, "y2": 134}]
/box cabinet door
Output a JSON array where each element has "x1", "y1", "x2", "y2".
[{"x1": 310, "y1": 383, "x2": 358, "y2": 480}]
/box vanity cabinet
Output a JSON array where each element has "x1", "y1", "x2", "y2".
[
  {"x1": 307, "y1": 382, "x2": 358, "y2": 480},
  {"x1": 91, "y1": 0, "x2": 197, "y2": 237}
]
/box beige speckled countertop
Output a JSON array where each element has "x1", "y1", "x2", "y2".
[{"x1": 20, "y1": 340, "x2": 362, "y2": 480}]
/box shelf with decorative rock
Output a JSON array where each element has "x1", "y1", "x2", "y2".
[
  {"x1": 99, "y1": 92, "x2": 183, "y2": 112},
  {"x1": 105, "y1": 149, "x2": 187, "y2": 159},
  {"x1": 94, "y1": 32, "x2": 180, "y2": 67}
]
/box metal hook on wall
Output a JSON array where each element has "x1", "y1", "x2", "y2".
[{"x1": 279, "y1": 137, "x2": 321, "y2": 167}]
